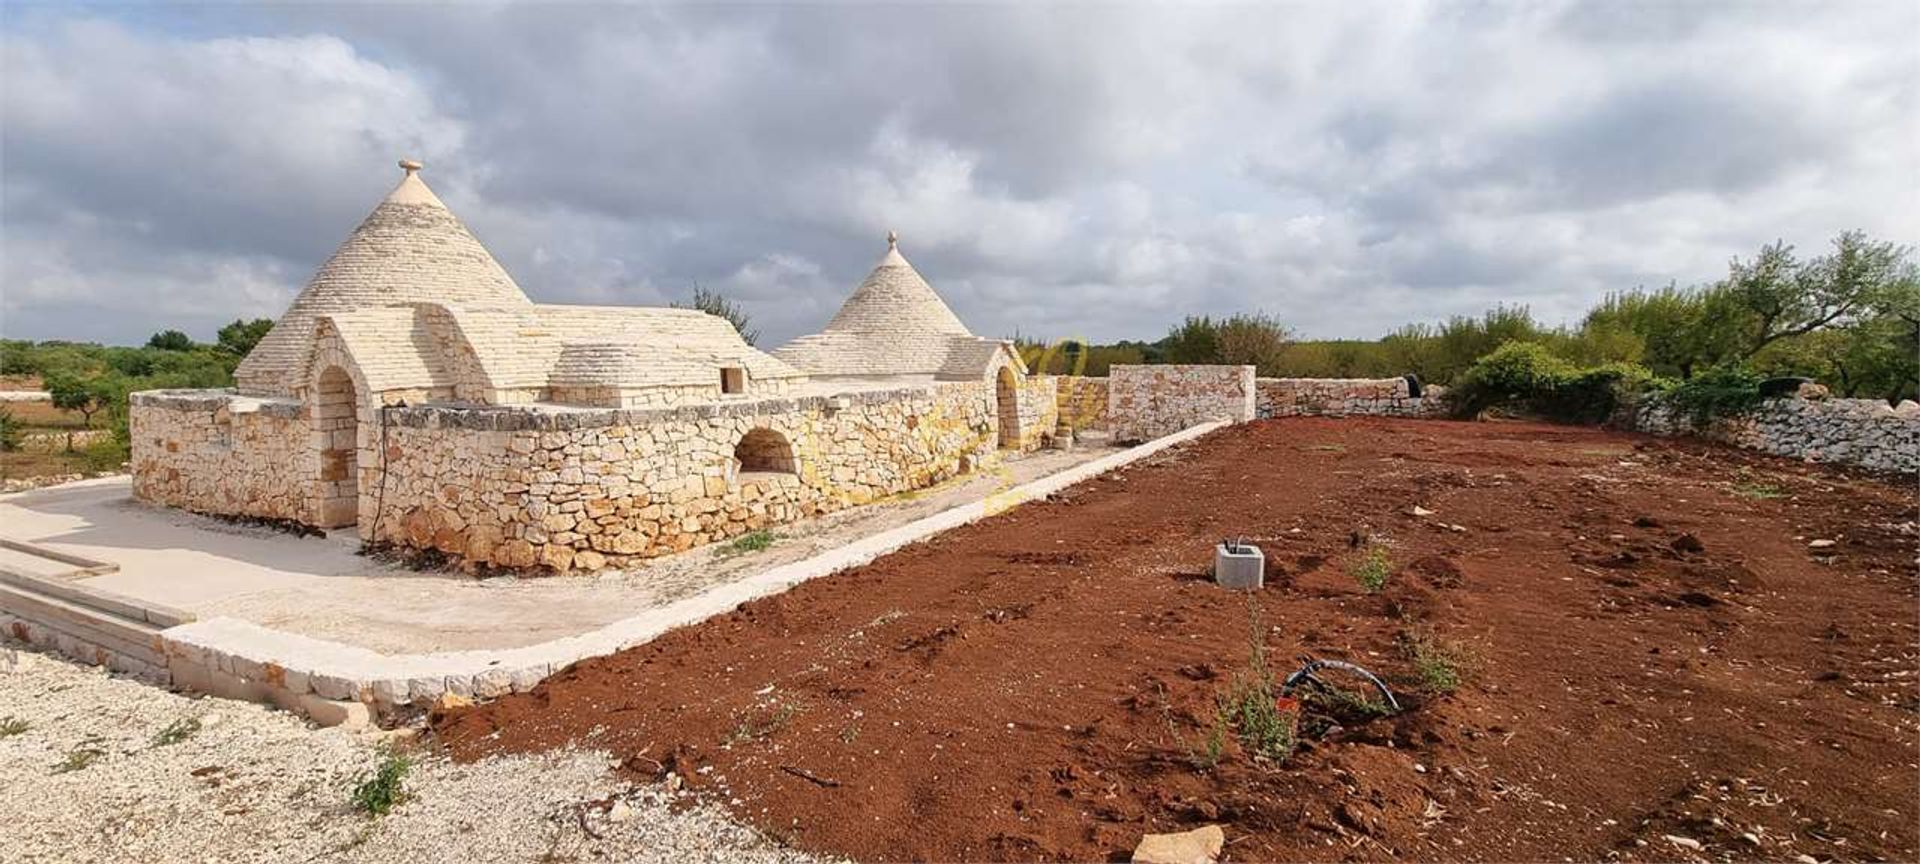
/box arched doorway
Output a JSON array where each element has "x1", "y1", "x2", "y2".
[
  {"x1": 733, "y1": 427, "x2": 798, "y2": 479},
  {"x1": 996, "y1": 366, "x2": 1020, "y2": 449},
  {"x1": 313, "y1": 366, "x2": 360, "y2": 528}
]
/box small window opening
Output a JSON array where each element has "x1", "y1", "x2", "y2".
[{"x1": 721, "y1": 367, "x2": 746, "y2": 394}]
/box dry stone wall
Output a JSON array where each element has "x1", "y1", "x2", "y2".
[
  {"x1": 1630, "y1": 394, "x2": 1920, "y2": 474},
  {"x1": 1014, "y1": 376, "x2": 1061, "y2": 448},
  {"x1": 1054, "y1": 376, "x2": 1110, "y2": 432},
  {"x1": 1107, "y1": 365, "x2": 1256, "y2": 443},
  {"x1": 365, "y1": 381, "x2": 1013, "y2": 572},
  {"x1": 1256, "y1": 377, "x2": 1447, "y2": 419},
  {"x1": 130, "y1": 391, "x2": 316, "y2": 524}
]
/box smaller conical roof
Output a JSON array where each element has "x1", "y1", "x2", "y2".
[
  {"x1": 821, "y1": 232, "x2": 971, "y2": 338},
  {"x1": 775, "y1": 232, "x2": 1007, "y2": 379},
  {"x1": 235, "y1": 160, "x2": 533, "y2": 395}
]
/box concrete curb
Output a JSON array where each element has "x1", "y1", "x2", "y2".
[{"x1": 155, "y1": 419, "x2": 1230, "y2": 724}]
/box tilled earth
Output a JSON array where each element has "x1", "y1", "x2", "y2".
[{"x1": 436, "y1": 417, "x2": 1920, "y2": 862}]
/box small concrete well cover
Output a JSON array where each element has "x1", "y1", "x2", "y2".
[{"x1": 1214, "y1": 539, "x2": 1263, "y2": 590}]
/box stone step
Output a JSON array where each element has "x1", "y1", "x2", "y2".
[
  {"x1": 0, "y1": 567, "x2": 194, "y2": 628},
  {"x1": 0, "y1": 583, "x2": 169, "y2": 669}
]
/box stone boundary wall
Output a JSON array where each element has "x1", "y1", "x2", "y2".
[
  {"x1": 1256, "y1": 377, "x2": 1447, "y2": 419},
  {"x1": 1629, "y1": 393, "x2": 1920, "y2": 474},
  {"x1": 366, "y1": 381, "x2": 1043, "y2": 572},
  {"x1": 129, "y1": 391, "x2": 317, "y2": 524},
  {"x1": 1054, "y1": 376, "x2": 1109, "y2": 432},
  {"x1": 1107, "y1": 365, "x2": 1256, "y2": 443},
  {"x1": 1013, "y1": 375, "x2": 1061, "y2": 449},
  {"x1": 13, "y1": 420, "x2": 1228, "y2": 727}
]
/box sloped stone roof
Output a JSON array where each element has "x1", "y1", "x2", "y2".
[
  {"x1": 776, "y1": 234, "x2": 1017, "y2": 380},
  {"x1": 309, "y1": 301, "x2": 805, "y2": 399},
  {"x1": 235, "y1": 162, "x2": 532, "y2": 396},
  {"x1": 312, "y1": 306, "x2": 456, "y2": 394}
]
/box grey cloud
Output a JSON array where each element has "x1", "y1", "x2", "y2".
[{"x1": 3, "y1": 3, "x2": 1915, "y2": 349}]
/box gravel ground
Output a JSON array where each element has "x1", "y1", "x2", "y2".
[{"x1": 0, "y1": 643, "x2": 828, "y2": 863}]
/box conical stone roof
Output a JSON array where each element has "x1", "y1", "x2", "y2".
[
  {"x1": 234, "y1": 160, "x2": 533, "y2": 396},
  {"x1": 777, "y1": 233, "x2": 1002, "y2": 379},
  {"x1": 820, "y1": 232, "x2": 971, "y2": 338}
]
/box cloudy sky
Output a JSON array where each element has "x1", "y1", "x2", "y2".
[{"x1": 3, "y1": 2, "x2": 1915, "y2": 349}]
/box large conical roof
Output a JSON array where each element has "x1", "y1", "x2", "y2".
[
  {"x1": 234, "y1": 160, "x2": 532, "y2": 395},
  {"x1": 821, "y1": 232, "x2": 971, "y2": 338}
]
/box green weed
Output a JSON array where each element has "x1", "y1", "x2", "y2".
[
  {"x1": 350, "y1": 752, "x2": 412, "y2": 816},
  {"x1": 717, "y1": 530, "x2": 777, "y2": 557},
  {"x1": 152, "y1": 717, "x2": 201, "y2": 747},
  {"x1": 0, "y1": 716, "x2": 26, "y2": 738},
  {"x1": 53, "y1": 746, "x2": 103, "y2": 774},
  {"x1": 1401, "y1": 629, "x2": 1471, "y2": 694},
  {"x1": 1352, "y1": 544, "x2": 1393, "y2": 593}
]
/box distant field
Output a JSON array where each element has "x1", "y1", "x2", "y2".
[
  {"x1": 1, "y1": 401, "x2": 87, "y2": 429},
  {"x1": 0, "y1": 450, "x2": 95, "y2": 481}
]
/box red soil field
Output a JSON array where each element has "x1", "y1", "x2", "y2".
[{"x1": 435, "y1": 417, "x2": 1919, "y2": 862}]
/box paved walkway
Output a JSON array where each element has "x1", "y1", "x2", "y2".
[{"x1": 0, "y1": 445, "x2": 1118, "y2": 655}]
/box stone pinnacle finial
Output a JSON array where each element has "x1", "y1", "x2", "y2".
[
  {"x1": 399, "y1": 158, "x2": 423, "y2": 175},
  {"x1": 887, "y1": 229, "x2": 898, "y2": 250}
]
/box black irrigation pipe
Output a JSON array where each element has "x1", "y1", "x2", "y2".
[{"x1": 1280, "y1": 658, "x2": 1403, "y2": 713}]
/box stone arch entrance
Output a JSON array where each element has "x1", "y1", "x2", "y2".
[
  {"x1": 996, "y1": 365, "x2": 1020, "y2": 449},
  {"x1": 734, "y1": 427, "x2": 797, "y2": 477},
  {"x1": 312, "y1": 366, "x2": 361, "y2": 528}
]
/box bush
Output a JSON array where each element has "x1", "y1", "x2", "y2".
[
  {"x1": 0, "y1": 408, "x2": 20, "y2": 453},
  {"x1": 1656, "y1": 365, "x2": 1767, "y2": 425},
  {"x1": 1448, "y1": 341, "x2": 1661, "y2": 424}
]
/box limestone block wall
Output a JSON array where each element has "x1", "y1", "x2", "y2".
[
  {"x1": 1014, "y1": 375, "x2": 1061, "y2": 448},
  {"x1": 1630, "y1": 394, "x2": 1920, "y2": 474},
  {"x1": 1108, "y1": 365, "x2": 1256, "y2": 443},
  {"x1": 1054, "y1": 376, "x2": 1110, "y2": 432},
  {"x1": 363, "y1": 382, "x2": 1006, "y2": 572},
  {"x1": 1256, "y1": 377, "x2": 1447, "y2": 419},
  {"x1": 130, "y1": 391, "x2": 317, "y2": 524}
]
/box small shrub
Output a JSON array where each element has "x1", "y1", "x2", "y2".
[
  {"x1": 1217, "y1": 605, "x2": 1298, "y2": 763},
  {"x1": 350, "y1": 752, "x2": 412, "y2": 816},
  {"x1": 1181, "y1": 714, "x2": 1227, "y2": 770},
  {"x1": 1351, "y1": 545, "x2": 1392, "y2": 592},
  {"x1": 80, "y1": 434, "x2": 129, "y2": 472},
  {"x1": 718, "y1": 530, "x2": 777, "y2": 557},
  {"x1": 0, "y1": 716, "x2": 27, "y2": 738},
  {"x1": 1401, "y1": 629, "x2": 1470, "y2": 694},
  {"x1": 152, "y1": 717, "x2": 201, "y2": 747},
  {"x1": 0, "y1": 408, "x2": 21, "y2": 453}
]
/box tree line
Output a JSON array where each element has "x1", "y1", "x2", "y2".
[
  {"x1": 1021, "y1": 232, "x2": 1918, "y2": 403},
  {"x1": 0, "y1": 319, "x2": 273, "y2": 463}
]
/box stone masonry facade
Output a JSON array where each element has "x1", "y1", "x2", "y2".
[
  {"x1": 1629, "y1": 393, "x2": 1920, "y2": 474},
  {"x1": 1106, "y1": 365, "x2": 1257, "y2": 443},
  {"x1": 1255, "y1": 377, "x2": 1448, "y2": 419},
  {"x1": 130, "y1": 391, "x2": 317, "y2": 524},
  {"x1": 1054, "y1": 375, "x2": 1110, "y2": 432},
  {"x1": 129, "y1": 376, "x2": 1061, "y2": 573},
  {"x1": 355, "y1": 380, "x2": 1052, "y2": 572}
]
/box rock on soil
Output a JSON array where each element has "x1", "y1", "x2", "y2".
[{"x1": 0, "y1": 642, "x2": 828, "y2": 864}]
